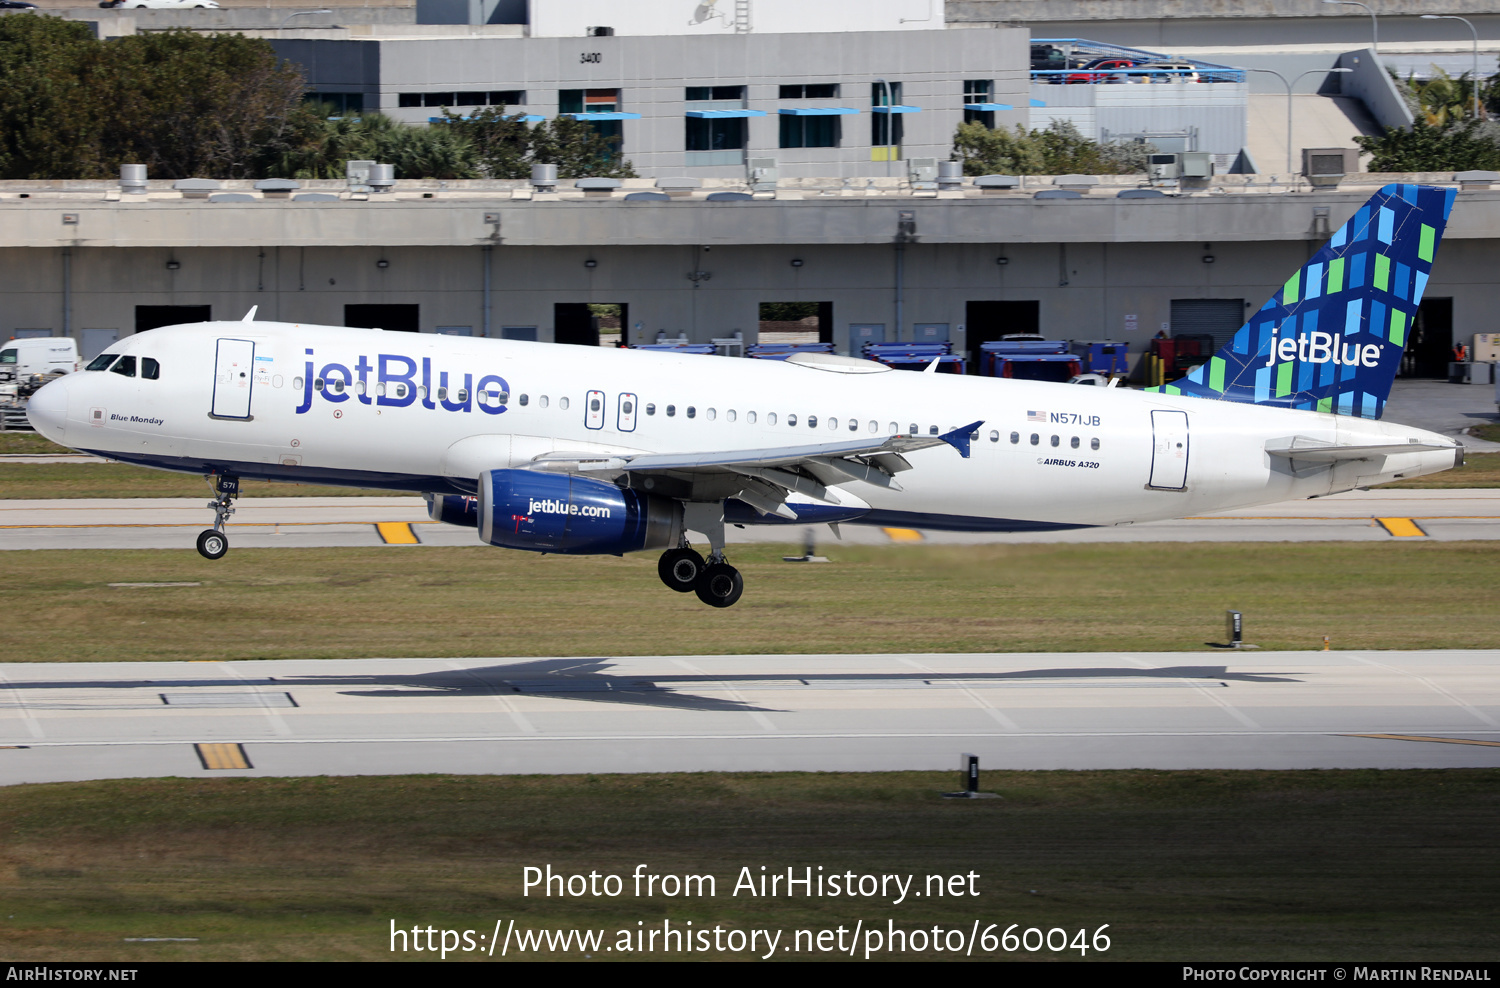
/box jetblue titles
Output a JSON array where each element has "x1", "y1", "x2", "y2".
[{"x1": 294, "y1": 348, "x2": 509, "y2": 416}]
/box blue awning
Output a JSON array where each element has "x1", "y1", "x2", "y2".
[
  {"x1": 778, "y1": 107, "x2": 861, "y2": 116},
  {"x1": 564, "y1": 111, "x2": 642, "y2": 121},
  {"x1": 964, "y1": 102, "x2": 1014, "y2": 111},
  {"x1": 1030, "y1": 99, "x2": 1048, "y2": 108},
  {"x1": 684, "y1": 109, "x2": 768, "y2": 118},
  {"x1": 871, "y1": 105, "x2": 921, "y2": 113}
]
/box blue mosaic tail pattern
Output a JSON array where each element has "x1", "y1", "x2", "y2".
[{"x1": 1148, "y1": 184, "x2": 1457, "y2": 419}]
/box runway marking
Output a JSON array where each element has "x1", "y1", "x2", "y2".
[
  {"x1": 882, "y1": 528, "x2": 924, "y2": 542},
  {"x1": 444, "y1": 660, "x2": 538, "y2": 735},
  {"x1": 1345, "y1": 734, "x2": 1500, "y2": 748},
  {"x1": 0, "y1": 671, "x2": 46, "y2": 740},
  {"x1": 1347, "y1": 655, "x2": 1500, "y2": 728},
  {"x1": 1376, "y1": 517, "x2": 1427, "y2": 537},
  {"x1": 13, "y1": 729, "x2": 1498, "y2": 748},
  {"x1": 673, "y1": 657, "x2": 777, "y2": 732},
  {"x1": 375, "y1": 522, "x2": 421, "y2": 544},
  {"x1": 898, "y1": 656, "x2": 1020, "y2": 731},
  {"x1": 195, "y1": 742, "x2": 252, "y2": 770},
  {"x1": 218, "y1": 663, "x2": 294, "y2": 737}
]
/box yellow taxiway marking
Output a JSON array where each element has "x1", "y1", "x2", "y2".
[
  {"x1": 195, "y1": 743, "x2": 253, "y2": 770},
  {"x1": 882, "y1": 528, "x2": 925, "y2": 542},
  {"x1": 375, "y1": 522, "x2": 421, "y2": 544},
  {"x1": 1345, "y1": 734, "x2": 1500, "y2": 748},
  {"x1": 1376, "y1": 517, "x2": 1427, "y2": 537}
]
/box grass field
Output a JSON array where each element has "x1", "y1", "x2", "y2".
[
  {"x1": 3, "y1": 542, "x2": 1497, "y2": 662},
  {"x1": 1, "y1": 771, "x2": 1495, "y2": 961}
]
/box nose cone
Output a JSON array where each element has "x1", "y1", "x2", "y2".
[{"x1": 26, "y1": 376, "x2": 69, "y2": 443}]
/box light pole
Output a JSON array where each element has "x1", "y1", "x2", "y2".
[
  {"x1": 1421, "y1": 14, "x2": 1482, "y2": 119},
  {"x1": 279, "y1": 8, "x2": 332, "y2": 30},
  {"x1": 1323, "y1": 0, "x2": 1378, "y2": 55},
  {"x1": 1249, "y1": 67, "x2": 1353, "y2": 175}
]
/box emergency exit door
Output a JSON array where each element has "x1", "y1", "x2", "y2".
[
  {"x1": 1148, "y1": 409, "x2": 1189, "y2": 490},
  {"x1": 211, "y1": 338, "x2": 255, "y2": 420}
]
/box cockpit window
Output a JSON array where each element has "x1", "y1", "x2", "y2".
[
  {"x1": 141, "y1": 357, "x2": 160, "y2": 380},
  {"x1": 86, "y1": 353, "x2": 117, "y2": 371},
  {"x1": 0, "y1": 349, "x2": 16, "y2": 365},
  {"x1": 108, "y1": 355, "x2": 137, "y2": 378}
]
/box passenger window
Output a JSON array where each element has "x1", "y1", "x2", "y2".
[
  {"x1": 333, "y1": 378, "x2": 345, "y2": 393},
  {"x1": 1070, "y1": 436, "x2": 1079, "y2": 449},
  {"x1": 589, "y1": 397, "x2": 601, "y2": 412},
  {"x1": 294, "y1": 376, "x2": 304, "y2": 391},
  {"x1": 315, "y1": 378, "x2": 325, "y2": 391},
  {"x1": 418, "y1": 385, "x2": 427, "y2": 400},
  {"x1": 559, "y1": 397, "x2": 569, "y2": 410},
  {"x1": 687, "y1": 406, "x2": 696, "y2": 419},
  {"x1": 747, "y1": 411, "x2": 756, "y2": 424},
  {"x1": 666, "y1": 404, "x2": 676, "y2": 417},
  {"x1": 395, "y1": 384, "x2": 408, "y2": 399},
  {"x1": 928, "y1": 425, "x2": 938, "y2": 435},
  {"x1": 849, "y1": 420, "x2": 858, "y2": 432},
  {"x1": 1010, "y1": 431, "x2": 1019, "y2": 444},
  {"x1": 85, "y1": 353, "x2": 117, "y2": 371},
  {"x1": 519, "y1": 394, "x2": 529, "y2": 406},
  {"x1": 767, "y1": 412, "x2": 776, "y2": 425},
  {"x1": 989, "y1": 430, "x2": 1000, "y2": 443},
  {"x1": 457, "y1": 388, "x2": 469, "y2": 402},
  {"x1": 646, "y1": 403, "x2": 656, "y2": 415},
  {"x1": 726, "y1": 409, "x2": 736, "y2": 422},
  {"x1": 1050, "y1": 435, "x2": 1059, "y2": 447},
  {"x1": 908, "y1": 423, "x2": 918, "y2": 435},
  {"x1": 109, "y1": 355, "x2": 137, "y2": 377},
  {"x1": 706, "y1": 408, "x2": 716, "y2": 420},
  {"x1": 889, "y1": 423, "x2": 898, "y2": 434},
  {"x1": 787, "y1": 414, "x2": 797, "y2": 427},
  {"x1": 540, "y1": 395, "x2": 549, "y2": 408},
  {"x1": 622, "y1": 400, "x2": 633, "y2": 414},
  {"x1": 807, "y1": 416, "x2": 817, "y2": 428},
  {"x1": 496, "y1": 391, "x2": 508, "y2": 405},
  {"x1": 141, "y1": 358, "x2": 160, "y2": 380},
  {"x1": 1030, "y1": 433, "x2": 1039, "y2": 445},
  {"x1": 437, "y1": 386, "x2": 447, "y2": 401},
  {"x1": 1091, "y1": 437, "x2": 1101, "y2": 450}
]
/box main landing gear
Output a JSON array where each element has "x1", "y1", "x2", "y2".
[
  {"x1": 196, "y1": 474, "x2": 238, "y2": 560},
  {"x1": 657, "y1": 543, "x2": 745, "y2": 608},
  {"x1": 657, "y1": 505, "x2": 745, "y2": 608}
]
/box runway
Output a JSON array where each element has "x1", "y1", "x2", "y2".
[
  {"x1": 2, "y1": 488, "x2": 1499, "y2": 549},
  {"x1": 2, "y1": 650, "x2": 1497, "y2": 785}
]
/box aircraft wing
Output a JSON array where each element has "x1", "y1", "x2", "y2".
[{"x1": 528, "y1": 420, "x2": 983, "y2": 519}]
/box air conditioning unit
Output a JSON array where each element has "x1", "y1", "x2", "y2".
[
  {"x1": 1303, "y1": 148, "x2": 1357, "y2": 188},
  {"x1": 1147, "y1": 153, "x2": 1181, "y2": 183},
  {"x1": 747, "y1": 156, "x2": 778, "y2": 192}
]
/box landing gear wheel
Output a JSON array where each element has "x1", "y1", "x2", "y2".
[
  {"x1": 694, "y1": 562, "x2": 743, "y2": 608},
  {"x1": 658, "y1": 547, "x2": 705, "y2": 593},
  {"x1": 196, "y1": 529, "x2": 228, "y2": 560}
]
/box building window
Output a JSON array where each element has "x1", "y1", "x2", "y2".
[
  {"x1": 779, "y1": 83, "x2": 838, "y2": 99},
  {"x1": 871, "y1": 81, "x2": 903, "y2": 152},
  {"x1": 687, "y1": 116, "x2": 746, "y2": 152},
  {"x1": 305, "y1": 92, "x2": 364, "y2": 116},
  {"x1": 402, "y1": 90, "x2": 523, "y2": 109},
  {"x1": 687, "y1": 85, "x2": 746, "y2": 101},
  {"x1": 964, "y1": 79, "x2": 994, "y2": 127},
  {"x1": 561, "y1": 88, "x2": 624, "y2": 156},
  {"x1": 780, "y1": 115, "x2": 839, "y2": 148}
]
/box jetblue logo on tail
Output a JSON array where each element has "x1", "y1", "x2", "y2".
[{"x1": 1151, "y1": 184, "x2": 1457, "y2": 420}]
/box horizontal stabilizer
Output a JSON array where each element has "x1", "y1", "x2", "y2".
[{"x1": 1265, "y1": 435, "x2": 1456, "y2": 461}]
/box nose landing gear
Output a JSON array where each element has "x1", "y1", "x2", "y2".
[{"x1": 196, "y1": 474, "x2": 238, "y2": 560}]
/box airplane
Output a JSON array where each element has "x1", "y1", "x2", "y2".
[{"x1": 26, "y1": 184, "x2": 1464, "y2": 608}]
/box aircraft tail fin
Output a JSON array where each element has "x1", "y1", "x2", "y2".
[{"x1": 1149, "y1": 184, "x2": 1457, "y2": 419}]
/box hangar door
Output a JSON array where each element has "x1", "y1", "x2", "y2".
[
  {"x1": 1168, "y1": 299, "x2": 1244, "y2": 353},
  {"x1": 1149, "y1": 409, "x2": 1189, "y2": 490}
]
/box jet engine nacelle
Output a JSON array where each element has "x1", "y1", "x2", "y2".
[
  {"x1": 477, "y1": 469, "x2": 682, "y2": 555},
  {"x1": 425, "y1": 493, "x2": 479, "y2": 528}
]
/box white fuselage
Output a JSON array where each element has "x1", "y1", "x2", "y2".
[{"x1": 27, "y1": 322, "x2": 1460, "y2": 532}]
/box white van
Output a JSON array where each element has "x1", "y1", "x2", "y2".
[{"x1": 0, "y1": 337, "x2": 80, "y2": 381}]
